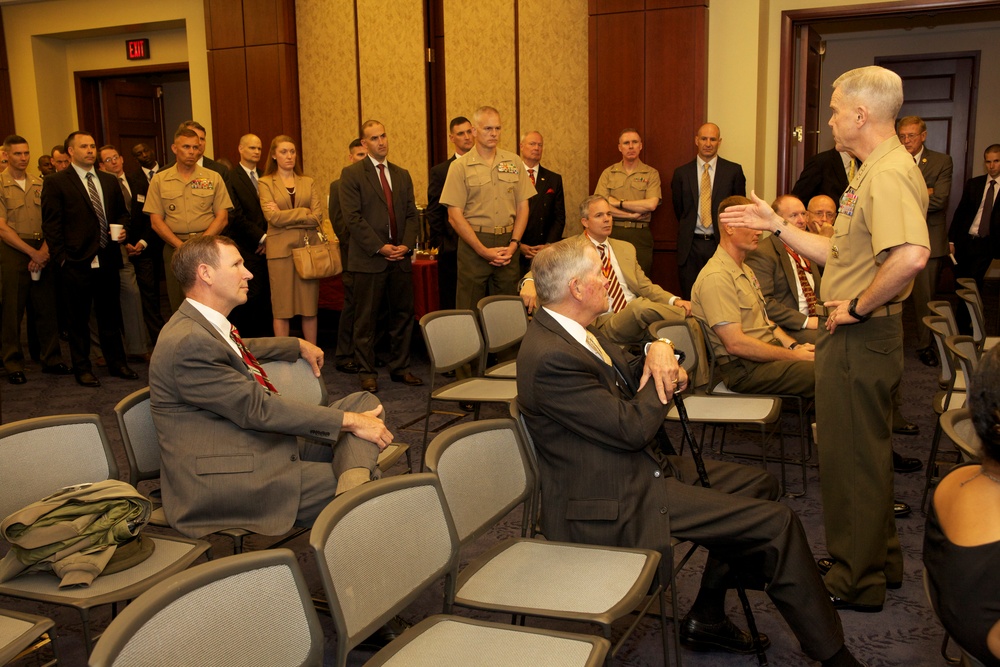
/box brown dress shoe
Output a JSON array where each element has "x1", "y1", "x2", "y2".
[
  {"x1": 361, "y1": 377, "x2": 378, "y2": 393},
  {"x1": 390, "y1": 372, "x2": 423, "y2": 386}
]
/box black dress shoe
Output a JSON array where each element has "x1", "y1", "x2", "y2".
[
  {"x1": 829, "y1": 595, "x2": 883, "y2": 613},
  {"x1": 42, "y1": 363, "x2": 72, "y2": 375},
  {"x1": 459, "y1": 401, "x2": 476, "y2": 413},
  {"x1": 76, "y1": 372, "x2": 101, "y2": 388},
  {"x1": 679, "y1": 616, "x2": 770, "y2": 654},
  {"x1": 361, "y1": 377, "x2": 379, "y2": 393},
  {"x1": 110, "y1": 365, "x2": 139, "y2": 380},
  {"x1": 894, "y1": 501, "x2": 912, "y2": 518},
  {"x1": 892, "y1": 423, "x2": 920, "y2": 437},
  {"x1": 892, "y1": 450, "x2": 922, "y2": 471},
  {"x1": 390, "y1": 372, "x2": 423, "y2": 386},
  {"x1": 7, "y1": 371, "x2": 26, "y2": 385},
  {"x1": 336, "y1": 361, "x2": 361, "y2": 374},
  {"x1": 917, "y1": 346, "x2": 939, "y2": 367}
]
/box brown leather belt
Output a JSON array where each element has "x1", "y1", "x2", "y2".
[
  {"x1": 612, "y1": 220, "x2": 649, "y2": 229},
  {"x1": 815, "y1": 302, "x2": 903, "y2": 318},
  {"x1": 469, "y1": 223, "x2": 514, "y2": 235}
]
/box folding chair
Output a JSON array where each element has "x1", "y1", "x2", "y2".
[
  {"x1": 89, "y1": 549, "x2": 323, "y2": 667},
  {"x1": 408, "y1": 310, "x2": 518, "y2": 466},
  {"x1": 956, "y1": 288, "x2": 999, "y2": 352},
  {"x1": 0, "y1": 414, "x2": 209, "y2": 653},
  {"x1": 476, "y1": 295, "x2": 529, "y2": 378},
  {"x1": 310, "y1": 473, "x2": 610, "y2": 667},
  {"x1": 0, "y1": 608, "x2": 56, "y2": 666},
  {"x1": 425, "y1": 418, "x2": 672, "y2": 666},
  {"x1": 939, "y1": 408, "x2": 981, "y2": 464}
]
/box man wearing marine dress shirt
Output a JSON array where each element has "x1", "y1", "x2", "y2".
[{"x1": 517, "y1": 131, "x2": 566, "y2": 276}]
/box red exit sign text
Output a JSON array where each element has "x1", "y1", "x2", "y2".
[{"x1": 126, "y1": 39, "x2": 150, "y2": 61}]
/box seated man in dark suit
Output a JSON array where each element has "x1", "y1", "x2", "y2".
[
  {"x1": 149, "y1": 235, "x2": 392, "y2": 539},
  {"x1": 516, "y1": 237, "x2": 863, "y2": 667}
]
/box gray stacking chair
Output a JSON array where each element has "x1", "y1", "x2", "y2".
[
  {"x1": 957, "y1": 288, "x2": 999, "y2": 352},
  {"x1": 88, "y1": 549, "x2": 323, "y2": 667},
  {"x1": 413, "y1": 310, "x2": 518, "y2": 465},
  {"x1": 424, "y1": 418, "x2": 671, "y2": 666},
  {"x1": 476, "y1": 295, "x2": 529, "y2": 378},
  {"x1": 0, "y1": 414, "x2": 209, "y2": 653},
  {"x1": 939, "y1": 408, "x2": 981, "y2": 464},
  {"x1": 310, "y1": 473, "x2": 610, "y2": 667},
  {"x1": 0, "y1": 608, "x2": 56, "y2": 666}
]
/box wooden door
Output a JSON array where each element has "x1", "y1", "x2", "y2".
[
  {"x1": 875, "y1": 53, "x2": 979, "y2": 224},
  {"x1": 787, "y1": 25, "x2": 822, "y2": 193},
  {"x1": 101, "y1": 79, "x2": 165, "y2": 163}
]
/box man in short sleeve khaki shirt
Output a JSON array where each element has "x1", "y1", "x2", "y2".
[
  {"x1": 144, "y1": 127, "x2": 232, "y2": 311},
  {"x1": 595, "y1": 129, "x2": 661, "y2": 275},
  {"x1": 440, "y1": 106, "x2": 535, "y2": 310},
  {"x1": 719, "y1": 66, "x2": 930, "y2": 611}
]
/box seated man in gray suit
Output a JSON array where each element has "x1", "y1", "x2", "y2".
[
  {"x1": 149, "y1": 235, "x2": 393, "y2": 539},
  {"x1": 516, "y1": 237, "x2": 864, "y2": 667}
]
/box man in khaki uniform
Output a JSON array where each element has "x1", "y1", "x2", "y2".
[
  {"x1": 144, "y1": 127, "x2": 232, "y2": 311},
  {"x1": 692, "y1": 195, "x2": 815, "y2": 398},
  {"x1": 721, "y1": 66, "x2": 930, "y2": 612},
  {"x1": 595, "y1": 129, "x2": 661, "y2": 275},
  {"x1": 440, "y1": 106, "x2": 534, "y2": 309},
  {"x1": 0, "y1": 135, "x2": 68, "y2": 383}
]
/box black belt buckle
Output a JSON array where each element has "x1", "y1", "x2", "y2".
[{"x1": 694, "y1": 233, "x2": 715, "y2": 240}]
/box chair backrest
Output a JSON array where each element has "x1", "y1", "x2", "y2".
[
  {"x1": 477, "y1": 295, "x2": 528, "y2": 355},
  {"x1": 259, "y1": 358, "x2": 328, "y2": 406},
  {"x1": 695, "y1": 318, "x2": 727, "y2": 393},
  {"x1": 310, "y1": 474, "x2": 458, "y2": 667},
  {"x1": 946, "y1": 335, "x2": 980, "y2": 396},
  {"x1": 956, "y1": 289, "x2": 987, "y2": 348},
  {"x1": 939, "y1": 408, "x2": 981, "y2": 462},
  {"x1": 924, "y1": 315, "x2": 957, "y2": 387},
  {"x1": 956, "y1": 277, "x2": 983, "y2": 311},
  {"x1": 648, "y1": 321, "x2": 698, "y2": 375},
  {"x1": 424, "y1": 419, "x2": 534, "y2": 545},
  {"x1": 928, "y1": 300, "x2": 959, "y2": 337},
  {"x1": 420, "y1": 310, "x2": 485, "y2": 373},
  {"x1": 0, "y1": 414, "x2": 116, "y2": 520},
  {"x1": 114, "y1": 387, "x2": 160, "y2": 485},
  {"x1": 88, "y1": 549, "x2": 323, "y2": 667}
]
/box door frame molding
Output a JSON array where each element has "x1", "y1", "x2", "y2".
[{"x1": 777, "y1": 0, "x2": 1000, "y2": 192}]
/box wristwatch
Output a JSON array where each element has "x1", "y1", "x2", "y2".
[{"x1": 848, "y1": 297, "x2": 870, "y2": 322}]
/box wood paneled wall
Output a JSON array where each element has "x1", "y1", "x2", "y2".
[
  {"x1": 204, "y1": 0, "x2": 300, "y2": 166},
  {"x1": 0, "y1": 12, "x2": 14, "y2": 140},
  {"x1": 589, "y1": 0, "x2": 708, "y2": 293}
]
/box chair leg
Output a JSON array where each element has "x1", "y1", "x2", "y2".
[
  {"x1": 921, "y1": 419, "x2": 945, "y2": 514},
  {"x1": 734, "y1": 581, "x2": 768, "y2": 666}
]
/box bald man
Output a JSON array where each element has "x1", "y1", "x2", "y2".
[
  {"x1": 671, "y1": 123, "x2": 747, "y2": 297},
  {"x1": 806, "y1": 195, "x2": 837, "y2": 237}
]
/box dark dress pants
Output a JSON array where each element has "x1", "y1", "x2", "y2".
[
  {"x1": 352, "y1": 262, "x2": 415, "y2": 379},
  {"x1": 61, "y1": 257, "x2": 126, "y2": 374}
]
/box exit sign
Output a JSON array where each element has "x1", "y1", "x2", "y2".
[{"x1": 126, "y1": 39, "x2": 150, "y2": 61}]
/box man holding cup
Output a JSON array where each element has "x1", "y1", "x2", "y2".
[{"x1": 0, "y1": 134, "x2": 69, "y2": 384}]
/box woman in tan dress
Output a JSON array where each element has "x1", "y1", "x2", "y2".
[{"x1": 259, "y1": 135, "x2": 324, "y2": 344}]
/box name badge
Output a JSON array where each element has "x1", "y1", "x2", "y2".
[
  {"x1": 137, "y1": 194, "x2": 145, "y2": 203},
  {"x1": 91, "y1": 256, "x2": 100, "y2": 269},
  {"x1": 839, "y1": 190, "x2": 858, "y2": 218}
]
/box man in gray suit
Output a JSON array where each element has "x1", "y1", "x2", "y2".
[
  {"x1": 897, "y1": 116, "x2": 952, "y2": 366},
  {"x1": 516, "y1": 238, "x2": 863, "y2": 667},
  {"x1": 149, "y1": 235, "x2": 393, "y2": 539},
  {"x1": 339, "y1": 120, "x2": 422, "y2": 393}
]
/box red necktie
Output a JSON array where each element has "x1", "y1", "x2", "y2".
[
  {"x1": 785, "y1": 246, "x2": 817, "y2": 316},
  {"x1": 230, "y1": 325, "x2": 277, "y2": 393},
  {"x1": 528, "y1": 168, "x2": 536, "y2": 185},
  {"x1": 596, "y1": 243, "x2": 628, "y2": 313},
  {"x1": 377, "y1": 164, "x2": 397, "y2": 244}
]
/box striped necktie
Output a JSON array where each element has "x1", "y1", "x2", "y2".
[
  {"x1": 785, "y1": 246, "x2": 817, "y2": 316},
  {"x1": 230, "y1": 325, "x2": 278, "y2": 393},
  {"x1": 86, "y1": 173, "x2": 110, "y2": 248},
  {"x1": 699, "y1": 163, "x2": 712, "y2": 230},
  {"x1": 596, "y1": 243, "x2": 628, "y2": 313}
]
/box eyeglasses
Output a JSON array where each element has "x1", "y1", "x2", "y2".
[
  {"x1": 898, "y1": 133, "x2": 922, "y2": 141},
  {"x1": 103, "y1": 155, "x2": 121, "y2": 163}
]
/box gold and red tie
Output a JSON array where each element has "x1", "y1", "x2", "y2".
[
  {"x1": 596, "y1": 243, "x2": 628, "y2": 313},
  {"x1": 230, "y1": 325, "x2": 278, "y2": 393},
  {"x1": 785, "y1": 246, "x2": 817, "y2": 316}
]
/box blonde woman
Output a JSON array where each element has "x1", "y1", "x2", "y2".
[{"x1": 259, "y1": 135, "x2": 323, "y2": 343}]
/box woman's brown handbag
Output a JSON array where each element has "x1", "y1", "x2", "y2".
[{"x1": 292, "y1": 228, "x2": 342, "y2": 279}]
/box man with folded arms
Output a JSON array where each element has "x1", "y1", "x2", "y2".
[{"x1": 517, "y1": 237, "x2": 865, "y2": 667}]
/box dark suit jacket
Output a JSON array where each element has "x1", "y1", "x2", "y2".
[
  {"x1": 426, "y1": 156, "x2": 457, "y2": 252},
  {"x1": 917, "y1": 148, "x2": 954, "y2": 257},
  {"x1": 790, "y1": 148, "x2": 850, "y2": 206},
  {"x1": 671, "y1": 157, "x2": 746, "y2": 265},
  {"x1": 339, "y1": 158, "x2": 419, "y2": 274},
  {"x1": 328, "y1": 179, "x2": 350, "y2": 266},
  {"x1": 516, "y1": 308, "x2": 673, "y2": 552},
  {"x1": 149, "y1": 301, "x2": 347, "y2": 537},
  {"x1": 41, "y1": 167, "x2": 128, "y2": 269},
  {"x1": 745, "y1": 233, "x2": 822, "y2": 333},
  {"x1": 224, "y1": 166, "x2": 268, "y2": 256},
  {"x1": 124, "y1": 168, "x2": 161, "y2": 253},
  {"x1": 949, "y1": 174, "x2": 1000, "y2": 257},
  {"x1": 522, "y1": 165, "x2": 566, "y2": 246}
]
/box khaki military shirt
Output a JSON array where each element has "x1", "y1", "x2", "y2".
[
  {"x1": 595, "y1": 159, "x2": 662, "y2": 223},
  {"x1": 823, "y1": 137, "x2": 930, "y2": 302},
  {"x1": 0, "y1": 169, "x2": 44, "y2": 239},
  {"x1": 439, "y1": 148, "x2": 535, "y2": 231},
  {"x1": 692, "y1": 245, "x2": 778, "y2": 363},
  {"x1": 143, "y1": 165, "x2": 232, "y2": 235}
]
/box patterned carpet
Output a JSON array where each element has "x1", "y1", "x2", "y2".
[{"x1": 0, "y1": 289, "x2": 989, "y2": 666}]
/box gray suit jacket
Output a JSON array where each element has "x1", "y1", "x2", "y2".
[
  {"x1": 917, "y1": 148, "x2": 953, "y2": 258},
  {"x1": 339, "y1": 158, "x2": 419, "y2": 273},
  {"x1": 149, "y1": 301, "x2": 345, "y2": 538},
  {"x1": 745, "y1": 234, "x2": 822, "y2": 334}
]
